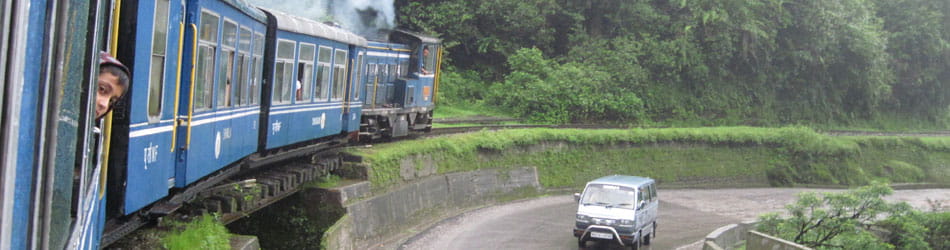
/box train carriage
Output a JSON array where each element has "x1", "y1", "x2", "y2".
[
  {"x1": 108, "y1": 0, "x2": 269, "y2": 217},
  {"x1": 258, "y1": 9, "x2": 367, "y2": 150},
  {"x1": 360, "y1": 31, "x2": 442, "y2": 140},
  {"x1": 2, "y1": 0, "x2": 114, "y2": 249}
]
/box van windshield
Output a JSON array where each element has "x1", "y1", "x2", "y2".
[{"x1": 580, "y1": 184, "x2": 637, "y2": 209}]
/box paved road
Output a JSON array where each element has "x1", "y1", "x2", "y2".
[{"x1": 400, "y1": 188, "x2": 949, "y2": 250}]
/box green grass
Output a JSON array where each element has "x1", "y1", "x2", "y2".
[
  {"x1": 349, "y1": 127, "x2": 950, "y2": 191},
  {"x1": 161, "y1": 214, "x2": 231, "y2": 250}
]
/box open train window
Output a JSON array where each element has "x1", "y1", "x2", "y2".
[
  {"x1": 148, "y1": 0, "x2": 171, "y2": 120},
  {"x1": 332, "y1": 49, "x2": 347, "y2": 101},
  {"x1": 195, "y1": 10, "x2": 220, "y2": 112},
  {"x1": 420, "y1": 44, "x2": 439, "y2": 75},
  {"x1": 251, "y1": 32, "x2": 263, "y2": 105},
  {"x1": 235, "y1": 27, "x2": 251, "y2": 106},
  {"x1": 217, "y1": 19, "x2": 237, "y2": 108},
  {"x1": 297, "y1": 43, "x2": 315, "y2": 102},
  {"x1": 315, "y1": 46, "x2": 331, "y2": 101},
  {"x1": 273, "y1": 39, "x2": 295, "y2": 104}
]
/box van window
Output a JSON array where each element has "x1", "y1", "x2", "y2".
[
  {"x1": 580, "y1": 184, "x2": 638, "y2": 210},
  {"x1": 650, "y1": 184, "x2": 657, "y2": 201}
]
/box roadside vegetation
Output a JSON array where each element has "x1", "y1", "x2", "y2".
[
  {"x1": 160, "y1": 214, "x2": 231, "y2": 250},
  {"x1": 758, "y1": 182, "x2": 949, "y2": 249},
  {"x1": 351, "y1": 127, "x2": 950, "y2": 190},
  {"x1": 401, "y1": 0, "x2": 950, "y2": 130}
]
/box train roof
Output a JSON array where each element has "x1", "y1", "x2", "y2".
[
  {"x1": 222, "y1": 0, "x2": 268, "y2": 22},
  {"x1": 259, "y1": 8, "x2": 368, "y2": 47},
  {"x1": 391, "y1": 29, "x2": 441, "y2": 44}
]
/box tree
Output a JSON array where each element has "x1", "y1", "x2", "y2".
[{"x1": 757, "y1": 182, "x2": 898, "y2": 249}]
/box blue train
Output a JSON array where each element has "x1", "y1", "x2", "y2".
[{"x1": 0, "y1": 0, "x2": 441, "y2": 249}]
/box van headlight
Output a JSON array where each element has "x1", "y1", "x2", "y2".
[
  {"x1": 576, "y1": 214, "x2": 590, "y2": 223},
  {"x1": 619, "y1": 219, "x2": 635, "y2": 227}
]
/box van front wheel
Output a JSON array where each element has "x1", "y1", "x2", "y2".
[
  {"x1": 577, "y1": 236, "x2": 586, "y2": 248},
  {"x1": 629, "y1": 232, "x2": 640, "y2": 250}
]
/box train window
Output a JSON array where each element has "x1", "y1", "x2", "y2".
[
  {"x1": 422, "y1": 45, "x2": 439, "y2": 75},
  {"x1": 400, "y1": 61, "x2": 409, "y2": 77},
  {"x1": 274, "y1": 40, "x2": 295, "y2": 104},
  {"x1": 315, "y1": 46, "x2": 332, "y2": 101},
  {"x1": 148, "y1": 0, "x2": 171, "y2": 119},
  {"x1": 332, "y1": 50, "x2": 347, "y2": 100},
  {"x1": 297, "y1": 44, "x2": 315, "y2": 102},
  {"x1": 239, "y1": 27, "x2": 251, "y2": 52},
  {"x1": 195, "y1": 10, "x2": 219, "y2": 111},
  {"x1": 235, "y1": 27, "x2": 251, "y2": 106},
  {"x1": 389, "y1": 64, "x2": 397, "y2": 82},
  {"x1": 365, "y1": 63, "x2": 376, "y2": 105},
  {"x1": 217, "y1": 20, "x2": 237, "y2": 108},
  {"x1": 251, "y1": 32, "x2": 263, "y2": 105},
  {"x1": 354, "y1": 53, "x2": 363, "y2": 100}
]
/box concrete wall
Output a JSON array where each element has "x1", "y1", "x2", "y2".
[
  {"x1": 323, "y1": 166, "x2": 541, "y2": 249},
  {"x1": 703, "y1": 221, "x2": 756, "y2": 250},
  {"x1": 703, "y1": 222, "x2": 813, "y2": 250},
  {"x1": 746, "y1": 231, "x2": 811, "y2": 250}
]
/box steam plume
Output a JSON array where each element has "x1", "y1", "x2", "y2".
[{"x1": 246, "y1": 0, "x2": 395, "y2": 38}]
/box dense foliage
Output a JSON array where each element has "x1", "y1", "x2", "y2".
[
  {"x1": 161, "y1": 214, "x2": 231, "y2": 250},
  {"x1": 758, "y1": 182, "x2": 950, "y2": 249},
  {"x1": 398, "y1": 0, "x2": 950, "y2": 127}
]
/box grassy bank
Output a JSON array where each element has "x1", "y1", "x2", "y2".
[{"x1": 350, "y1": 127, "x2": 950, "y2": 190}]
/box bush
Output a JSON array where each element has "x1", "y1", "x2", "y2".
[
  {"x1": 161, "y1": 214, "x2": 231, "y2": 250},
  {"x1": 486, "y1": 48, "x2": 645, "y2": 124}
]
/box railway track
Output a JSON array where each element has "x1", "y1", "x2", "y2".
[{"x1": 426, "y1": 123, "x2": 950, "y2": 138}]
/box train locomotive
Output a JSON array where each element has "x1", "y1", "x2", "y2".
[{"x1": 0, "y1": 0, "x2": 441, "y2": 249}]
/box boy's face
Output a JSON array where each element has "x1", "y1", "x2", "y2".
[{"x1": 96, "y1": 71, "x2": 126, "y2": 119}]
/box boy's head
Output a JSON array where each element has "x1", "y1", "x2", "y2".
[{"x1": 97, "y1": 52, "x2": 130, "y2": 119}]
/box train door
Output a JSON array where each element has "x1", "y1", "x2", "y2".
[
  {"x1": 342, "y1": 47, "x2": 365, "y2": 133},
  {"x1": 110, "y1": 0, "x2": 185, "y2": 216}
]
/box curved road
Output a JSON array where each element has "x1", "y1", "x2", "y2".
[{"x1": 400, "y1": 188, "x2": 949, "y2": 250}]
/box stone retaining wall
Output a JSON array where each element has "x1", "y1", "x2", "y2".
[{"x1": 323, "y1": 167, "x2": 541, "y2": 249}]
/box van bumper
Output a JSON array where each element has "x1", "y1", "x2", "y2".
[{"x1": 575, "y1": 225, "x2": 637, "y2": 246}]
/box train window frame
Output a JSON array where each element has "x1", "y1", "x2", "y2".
[
  {"x1": 235, "y1": 26, "x2": 251, "y2": 107},
  {"x1": 216, "y1": 18, "x2": 237, "y2": 108},
  {"x1": 365, "y1": 63, "x2": 376, "y2": 106},
  {"x1": 315, "y1": 46, "x2": 332, "y2": 101},
  {"x1": 274, "y1": 39, "x2": 296, "y2": 105},
  {"x1": 331, "y1": 49, "x2": 347, "y2": 101},
  {"x1": 195, "y1": 10, "x2": 220, "y2": 112},
  {"x1": 251, "y1": 32, "x2": 264, "y2": 105},
  {"x1": 388, "y1": 64, "x2": 396, "y2": 82},
  {"x1": 354, "y1": 53, "x2": 363, "y2": 101},
  {"x1": 147, "y1": 0, "x2": 172, "y2": 121},
  {"x1": 297, "y1": 43, "x2": 316, "y2": 103}
]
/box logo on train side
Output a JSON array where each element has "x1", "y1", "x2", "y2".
[
  {"x1": 143, "y1": 142, "x2": 159, "y2": 170},
  {"x1": 272, "y1": 120, "x2": 282, "y2": 134},
  {"x1": 215, "y1": 131, "x2": 221, "y2": 159},
  {"x1": 312, "y1": 113, "x2": 326, "y2": 129}
]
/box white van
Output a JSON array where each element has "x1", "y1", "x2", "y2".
[{"x1": 573, "y1": 175, "x2": 658, "y2": 249}]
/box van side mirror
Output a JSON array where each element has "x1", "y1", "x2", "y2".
[
  {"x1": 574, "y1": 193, "x2": 581, "y2": 202},
  {"x1": 637, "y1": 201, "x2": 646, "y2": 210}
]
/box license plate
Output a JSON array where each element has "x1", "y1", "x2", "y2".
[{"x1": 590, "y1": 232, "x2": 613, "y2": 239}]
